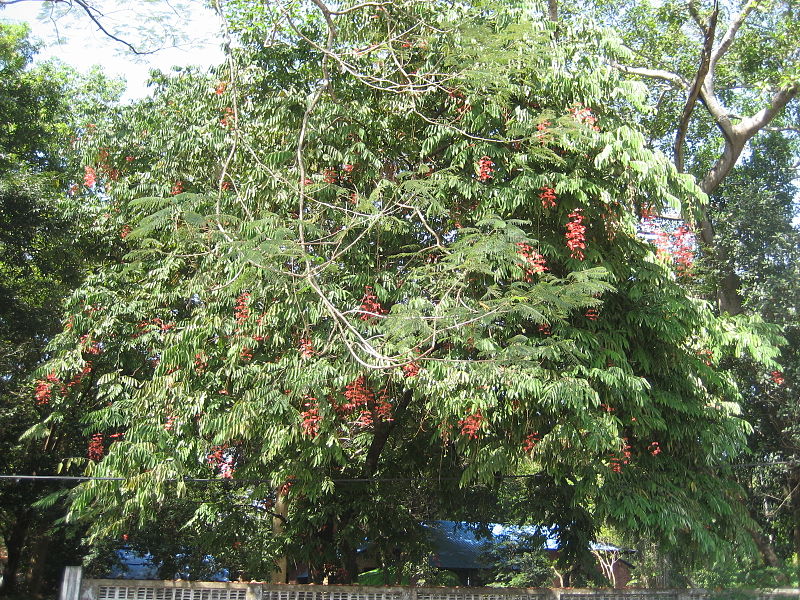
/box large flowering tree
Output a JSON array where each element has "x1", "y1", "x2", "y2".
[{"x1": 32, "y1": 0, "x2": 780, "y2": 583}]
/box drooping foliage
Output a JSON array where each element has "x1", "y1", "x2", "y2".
[{"x1": 30, "y1": 0, "x2": 782, "y2": 583}]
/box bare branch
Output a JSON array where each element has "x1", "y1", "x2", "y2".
[
  {"x1": 674, "y1": 4, "x2": 717, "y2": 172},
  {"x1": 608, "y1": 61, "x2": 688, "y2": 89}
]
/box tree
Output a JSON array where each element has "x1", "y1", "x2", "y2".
[
  {"x1": 0, "y1": 23, "x2": 123, "y2": 597},
  {"x1": 32, "y1": 0, "x2": 780, "y2": 584},
  {"x1": 567, "y1": 0, "x2": 800, "y2": 579},
  {"x1": 587, "y1": 0, "x2": 799, "y2": 315}
]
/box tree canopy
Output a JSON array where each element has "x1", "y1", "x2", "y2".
[{"x1": 23, "y1": 0, "x2": 787, "y2": 585}]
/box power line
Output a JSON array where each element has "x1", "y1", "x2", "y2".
[{"x1": 1, "y1": 460, "x2": 798, "y2": 485}]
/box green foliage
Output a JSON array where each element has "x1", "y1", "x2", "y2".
[{"x1": 30, "y1": 0, "x2": 782, "y2": 583}]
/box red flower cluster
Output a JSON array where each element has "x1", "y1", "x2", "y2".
[
  {"x1": 80, "y1": 335, "x2": 102, "y2": 355},
  {"x1": 649, "y1": 441, "x2": 661, "y2": 456},
  {"x1": 207, "y1": 444, "x2": 235, "y2": 478},
  {"x1": 341, "y1": 375, "x2": 374, "y2": 413},
  {"x1": 536, "y1": 120, "x2": 551, "y2": 132},
  {"x1": 67, "y1": 364, "x2": 92, "y2": 389},
  {"x1": 610, "y1": 438, "x2": 631, "y2": 473},
  {"x1": 84, "y1": 166, "x2": 97, "y2": 188},
  {"x1": 323, "y1": 168, "x2": 338, "y2": 184},
  {"x1": 671, "y1": 225, "x2": 695, "y2": 274},
  {"x1": 215, "y1": 81, "x2": 228, "y2": 95},
  {"x1": 120, "y1": 225, "x2": 132, "y2": 239},
  {"x1": 516, "y1": 243, "x2": 548, "y2": 280},
  {"x1": 523, "y1": 431, "x2": 540, "y2": 453},
  {"x1": 585, "y1": 308, "x2": 599, "y2": 321},
  {"x1": 538, "y1": 323, "x2": 551, "y2": 336},
  {"x1": 359, "y1": 286, "x2": 387, "y2": 321},
  {"x1": 539, "y1": 186, "x2": 557, "y2": 209},
  {"x1": 402, "y1": 361, "x2": 420, "y2": 378},
  {"x1": 299, "y1": 337, "x2": 314, "y2": 359},
  {"x1": 458, "y1": 411, "x2": 484, "y2": 439},
  {"x1": 234, "y1": 292, "x2": 250, "y2": 323},
  {"x1": 771, "y1": 370, "x2": 785, "y2": 385},
  {"x1": 477, "y1": 156, "x2": 494, "y2": 182},
  {"x1": 164, "y1": 415, "x2": 177, "y2": 431},
  {"x1": 171, "y1": 180, "x2": 185, "y2": 196},
  {"x1": 565, "y1": 209, "x2": 586, "y2": 260},
  {"x1": 194, "y1": 352, "x2": 207, "y2": 373},
  {"x1": 698, "y1": 349, "x2": 713, "y2": 366},
  {"x1": 568, "y1": 105, "x2": 600, "y2": 131},
  {"x1": 34, "y1": 373, "x2": 61, "y2": 405},
  {"x1": 88, "y1": 433, "x2": 104, "y2": 461},
  {"x1": 300, "y1": 399, "x2": 322, "y2": 437},
  {"x1": 342, "y1": 164, "x2": 354, "y2": 173},
  {"x1": 220, "y1": 107, "x2": 234, "y2": 128}
]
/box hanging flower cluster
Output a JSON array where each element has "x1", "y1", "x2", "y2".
[
  {"x1": 671, "y1": 225, "x2": 695, "y2": 274},
  {"x1": 34, "y1": 373, "x2": 61, "y2": 405},
  {"x1": 402, "y1": 361, "x2": 420, "y2": 378},
  {"x1": 84, "y1": 166, "x2": 97, "y2": 188},
  {"x1": 79, "y1": 335, "x2": 103, "y2": 355},
  {"x1": 337, "y1": 376, "x2": 393, "y2": 426},
  {"x1": 458, "y1": 411, "x2": 484, "y2": 439},
  {"x1": 87, "y1": 433, "x2": 104, "y2": 461},
  {"x1": 523, "y1": 431, "x2": 541, "y2": 453},
  {"x1": 539, "y1": 186, "x2": 557, "y2": 209},
  {"x1": 537, "y1": 323, "x2": 551, "y2": 336},
  {"x1": 207, "y1": 444, "x2": 235, "y2": 478},
  {"x1": 171, "y1": 180, "x2": 185, "y2": 196},
  {"x1": 323, "y1": 168, "x2": 338, "y2": 184},
  {"x1": 516, "y1": 243, "x2": 548, "y2": 280},
  {"x1": 215, "y1": 81, "x2": 228, "y2": 95},
  {"x1": 585, "y1": 308, "x2": 599, "y2": 321},
  {"x1": 565, "y1": 209, "x2": 586, "y2": 260},
  {"x1": 649, "y1": 441, "x2": 661, "y2": 456},
  {"x1": 300, "y1": 398, "x2": 322, "y2": 437},
  {"x1": 477, "y1": 156, "x2": 494, "y2": 182},
  {"x1": 568, "y1": 105, "x2": 600, "y2": 131},
  {"x1": 610, "y1": 438, "x2": 631, "y2": 473},
  {"x1": 234, "y1": 292, "x2": 250, "y2": 323},
  {"x1": 299, "y1": 337, "x2": 314, "y2": 359},
  {"x1": 358, "y1": 286, "x2": 387, "y2": 321},
  {"x1": 771, "y1": 370, "x2": 785, "y2": 386}
]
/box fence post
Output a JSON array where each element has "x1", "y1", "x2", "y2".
[{"x1": 59, "y1": 566, "x2": 83, "y2": 600}]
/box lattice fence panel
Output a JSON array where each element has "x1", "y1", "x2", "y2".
[{"x1": 97, "y1": 585, "x2": 247, "y2": 600}]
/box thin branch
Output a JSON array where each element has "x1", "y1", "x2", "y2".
[{"x1": 607, "y1": 61, "x2": 688, "y2": 89}]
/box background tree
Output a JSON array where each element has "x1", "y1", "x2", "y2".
[
  {"x1": 31, "y1": 0, "x2": 782, "y2": 585},
  {"x1": 0, "y1": 22, "x2": 122, "y2": 598}
]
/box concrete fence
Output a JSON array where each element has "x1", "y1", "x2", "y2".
[{"x1": 60, "y1": 568, "x2": 800, "y2": 600}]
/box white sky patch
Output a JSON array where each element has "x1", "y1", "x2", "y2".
[{"x1": 0, "y1": 0, "x2": 225, "y2": 101}]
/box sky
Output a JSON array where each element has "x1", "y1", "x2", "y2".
[{"x1": 0, "y1": 0, "x2": 225, "y2": 101}]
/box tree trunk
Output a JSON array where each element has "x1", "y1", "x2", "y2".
[
  {"x1": 26, "y1": 525, "x2": 52, "y2": 599},
  {"x1": 0, "y1": 514, "x2": 30, "y2": 597}
]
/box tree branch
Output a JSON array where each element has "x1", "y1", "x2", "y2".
[
  {"x1": 608, "y1": 61, "x2": 688, "y2": 89},
  {"x1": 674, "y1": 3, "x2": 717, "y2": 172},
  {"x1": 709, "y1": 0, "x2": 760, "y2": 81}
]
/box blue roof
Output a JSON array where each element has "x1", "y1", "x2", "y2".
[{"x1": 424, "y1": 521, "x2": 623, "y2": 570}]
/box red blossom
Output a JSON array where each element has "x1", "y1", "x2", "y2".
[
  {"x1": 458, "y1": 411, "x2": 484, "y2": 439},
  {"x1": 171, "y1": 180, "x2": 184, "y2": 196},
  {"x1": 358, "y1": 286, "x2": 387, "y2": 320},
  {"x1": 568, "y1": 105, "x2": 600, "y2": 131},
  {"x1": 516, "y1": 243, "x2": 548, "y2": 280},
  {"x1": 477, "y1": 156, "x2": 494, "y2": 182},
  {"x1": 538, "y1": 323, "x2": 551, "y2": 336},
  {"x1": 87, "y1": 433, "x2": 104, "y2": 461},
  {"x1": 299, "y1": 337, "x2": 314, "y2": 359},
  {"x1": 215, "y1": 81, "x2": 228, "y2": 95},
  {"x1": 565, "y1": 209, "x2": 586, "y2": 260},
  {"x1": 323, "y1": 169, "x2": 338, "y2": 184},
  {"x1": 523, "y1": 432, "x2": 540, "y2": 453},
  {"x1": 402, "y1": 361, "x2": 420, "y2": 378},
  {"x1": 585, "y1": 308, "x2": 599, "y2": 321},
  {"x1": 83, "y1": 166, "x2": 97, "y2": 188},
  {"x1": 536, "y1": 120, "x2": 551, "y2": 132},
  {"x1": 234, "y1": 292, "x2": 250, "y2": 323},
  {"x1": 207, "y1": 444, "x2": 235, "y2": 478},
  {"x1": 539, "y1": 186, "x2": 557, "y2": 209},
  {"x1": 649, "y1": 441, "x2": 661, "y2": 456},
  {"x1": 771, "y1": 370, "x2": 785, "y2": 386},
  {"x1": 300, "y1": 399, "x2": 322, "y2": 437},
  {"x1": 120, "y1": 225, "x2": 132, "y2": 239}
]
